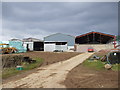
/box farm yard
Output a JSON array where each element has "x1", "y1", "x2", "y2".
[
  {"x1": 1, "y1": 1, "x2": 120, "y2": 89},
  {"x1": 2, "y1": 51, "x2": 80, "y2": 81},
  {"x1": 64, "y1": 50, "x2": 119, "y2": 88},
  {"x1": 2, "y1": 52, "x2": 93, "y2": 88},
  {"x1": 1, "y1": 31, "x2": 120, "y2": 88},
  {"x1": 2, "y1": 50, "x2": 119, "y2": 88}
]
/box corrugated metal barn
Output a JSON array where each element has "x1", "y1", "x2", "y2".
[
  {"x1": 44, "y1": 33, "x2": 75, "y2": 52},
  {"x1": 75, "y1": 31, "x2": 115, "y2": 52},
  {"x1": 75, "y1": 31, "x2": 115, "y2": 44}
]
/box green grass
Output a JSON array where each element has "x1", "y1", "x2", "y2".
[
  {"x1": 2, "y1": 58, "x2": 43, "y2": 79},
  {"x1": 83, "y1": 59, "x2": 105, "y2": 70},
  {"x1": 111, "y1": 64, "x2": 120, "y2": 71},
  {"x1": 83, "y1": 59, "x2": 120, "y2": 71},
  {"x1": 23, "y1": 58, "x2": 43, "y2": 70},
  {"x1": 83, "y1": 52, "x2": 120, "y2": 71}
]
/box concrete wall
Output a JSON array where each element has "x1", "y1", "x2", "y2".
[{"x1": 75, "y1": 44, "x2": 114, "y2": 52}]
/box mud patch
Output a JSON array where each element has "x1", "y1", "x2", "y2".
[{"x1": 64, "y1": 65, "x2": 118, "y2": 88}]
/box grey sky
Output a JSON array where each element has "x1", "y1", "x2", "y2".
[{"x1": 2, "y1": 2, "x2": 118, "y2": 40}]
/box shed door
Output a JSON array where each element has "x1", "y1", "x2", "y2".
[
  {"x1": 44, "y1": 43, "x2": 55, "y2": 52},
  {"x1": 34, "y1": 42, "x2": 44, "y2": 51}
]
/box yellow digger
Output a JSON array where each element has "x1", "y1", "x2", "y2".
[{"x1": 0, "y1": 44, "x2": 18, "y2": 54}]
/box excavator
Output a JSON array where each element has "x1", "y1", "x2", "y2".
[{"x1": 0, "y1": 43, "x2": 18, "y2": 54}]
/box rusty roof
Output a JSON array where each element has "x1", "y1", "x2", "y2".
[{"x1": 76, "y1": 31, "x2": 115, "y2": 38}]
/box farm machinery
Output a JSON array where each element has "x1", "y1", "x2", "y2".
[
  {"x1": 0, "y1": 41, "x2": 27, "y2": 54},
  {"x1": 0, "y1": 43, "x2": 18, "y2": 54}
]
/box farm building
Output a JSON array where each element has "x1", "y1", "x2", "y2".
[
  {"x1": 44, "y1": 41, "x2": 68, "y2": 52},
  {"x1": 75, "y1": 31, "x2": 115, "y2": 52},
  {"x1": 75, "y1": 31, "x2": 115, "y2": 44},
  {"x1": 44, "y1": 33, "x2": 75, "y2": 52},
  {"x1": 23, "y1": 38, "x2": 44, "y2": 51}
]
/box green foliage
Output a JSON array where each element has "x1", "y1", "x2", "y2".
[
  {"x1": 83, "y1": 59, "x2": 105, "y2": 70},
  {"x1": 112, "y1": 64, "x2": 120, "y2": 71},
  {"x1": 2, "y1": 58, "x2": 43, "y2": 79},
  {"x1": 83, "y1": 59, "x2": 120, "y2": 71},
  {"x1": 23, "y1": 58, "x2": 43, "y2": 70},
  {"x1": 2, "y1": 68, "x2": 20, "y2": 79},
  {"x1": 2, "y1": 55, "x2": 23, "y2": 68}
]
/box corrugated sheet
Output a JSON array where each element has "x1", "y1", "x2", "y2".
[{"x1": 44, "y1": 33, "x2": 75, "y2": 46}]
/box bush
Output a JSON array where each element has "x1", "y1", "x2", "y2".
[
  {"x1": 2, "y1": 57, "x2": 43, "y2": 79},
  {"x1": 2, "y1": 55, "x2": 23, "y2": 68}
]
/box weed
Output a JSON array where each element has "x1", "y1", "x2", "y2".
[{"x1": 2, "y1": 58, "x2": 43, "y2": 79}]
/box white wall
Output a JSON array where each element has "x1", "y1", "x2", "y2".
[
  {"x1": 44, "y1": 43, "x2": 68, "y2": 52},
  {"x1": 44, "y1": 43, "x2": 55, "y2": 52},
  {"x1": 23, "y1": 42, "x2": 33, "y2": 51},
  {"x1": 55, "y1": 44, "x2": 67, "y2": 51}
]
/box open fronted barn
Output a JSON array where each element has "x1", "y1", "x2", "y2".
[
  {"x1": 75, "y1": 31, "x2": 115, "y2": 44},
  {"x1": 75, "y1": 31, "x2": 115, "y2": 52}
]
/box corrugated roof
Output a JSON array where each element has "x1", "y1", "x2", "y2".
[
  {"x1": 76, "y1": 31, "x2": 115, "y2": 38},
  {"x1": 44, "y1": 33, "x2": 75, "y2": 38}
]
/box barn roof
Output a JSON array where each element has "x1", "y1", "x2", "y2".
[
  {"x1": 75, "y1": 31, "x2": 115, "y2": 44},
  {"x1": 44, "y1": 33, "x2": 75, "y2": 38},
  {"x1": 76, "y1": 31, "x2": 115, "y2": 38}
]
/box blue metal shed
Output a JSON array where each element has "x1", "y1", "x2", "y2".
[
  {"x1": 44, "y1": 33, "x2": 75, "y2": 51},
  {"x1": 44, "y1": 33, "x2": 75, "y2": 46}
]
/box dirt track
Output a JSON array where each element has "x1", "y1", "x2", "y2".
[{"x1": 2, "y1": 52, "x2": 93, "y2": 88}]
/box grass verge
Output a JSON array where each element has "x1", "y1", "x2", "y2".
[
  {"x1": 111, "y1": 64, "x2": 120, "y2": 71},
  {"x1": 83, "y1": 59, "x2": 120, "y2": 71},
  {"x1": 2, "y1": 58, "x2": 43, "y2": 79},
  {"x1": 83, "y1": 59, "x2": 105, "y2": 70}
]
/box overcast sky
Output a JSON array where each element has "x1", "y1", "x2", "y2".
[{"x1": 1, "y1": 2, "x2": 118, "y2": 40}]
